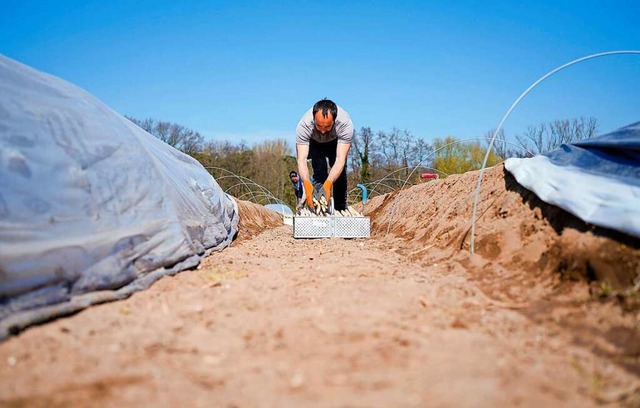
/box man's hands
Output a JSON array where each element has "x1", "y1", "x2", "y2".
[
  {"x1": 303, "y1": 179, "x2": 315, "y2": 208},
  {"x1": 299, "y1": 178, "x2": 333, "y2": 215},
  {"x1": 323, "y1": 180, "x2": 333, "y2": 204}
]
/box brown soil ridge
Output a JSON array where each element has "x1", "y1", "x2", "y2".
[
  {"x1": 233, "y1": 198, "x2": 284, "y2": 242},
  {"x1": 363, "y1": 164, "x2": 640, "y2": 301}
]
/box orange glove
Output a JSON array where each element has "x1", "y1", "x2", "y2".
[
  {"x1": 323, "y1": 180, "x2": 333, "y2": 204},
  {"x1": 303, "y1": 179, "x2": 315, "y2": 208}
]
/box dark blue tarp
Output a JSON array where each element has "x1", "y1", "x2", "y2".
[{"x1": 505, "y1": 121, "x2": 640, "y2": 238}]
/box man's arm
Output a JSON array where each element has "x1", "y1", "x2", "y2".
[
  {"x1": 327, "y1": 142, "x2": 351, "y2": 183},
  {"x1": 328, "y1": 106, "x2": 353, "y2": 182},
  {"x1": 296, "y1": 143, "x2": 316, "y2": 208},
  {"x1": 296, "y1": 144, "x2": 311, "y2": 182}
]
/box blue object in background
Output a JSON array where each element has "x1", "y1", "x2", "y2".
[{"x1": 357, "y1": 184, "x2": 368, "y2": 203}]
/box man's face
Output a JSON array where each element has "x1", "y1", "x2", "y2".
[
  {"x1": 291, "y1": 174, "x2": 299, "y2": 183},
  {"x1": 314, "y1": 111, "x2": 334, "y2": 134}
]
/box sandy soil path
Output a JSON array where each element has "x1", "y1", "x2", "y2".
[
  {"x1": 1, "y1": 165, "x2": 639, "y2": 407},
  {"x1": 1, "y1": 224, "x2": 638, "y2": 407}
]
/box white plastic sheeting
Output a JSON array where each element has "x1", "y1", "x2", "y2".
[
  {"x1": 264, "y1": 203, "x2": 293, "y2": 215},
  {"x1": 505, "y1": 121, "x2": 640, "y2": 239},
  {"x1": 0, "y1": 55, "x2": 239, "y2": 338}
]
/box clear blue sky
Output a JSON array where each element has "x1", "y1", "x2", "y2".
[{"x1": 2, "y1": 0, "x2": 639, "y2": 147}]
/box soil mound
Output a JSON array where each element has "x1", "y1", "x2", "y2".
[
  {"x1": 362, "y1": 164, "x2": 640, "y2": 380},
  {"x1": 233, "y1": 199, "x2": 283, "y2": 242},
  {"x1": 363, "y1": 164, "x2": 640, "y2": 302}
]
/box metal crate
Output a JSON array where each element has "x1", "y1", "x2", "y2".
[
  {"x1": 333, "y1": 216, "x2": 370, "y2": 238},
  {"x1": 293, "y1": 216, "x2": 370, "y2": 239}
]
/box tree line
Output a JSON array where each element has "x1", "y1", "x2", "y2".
[{"x1": 127, "y1": 116, "x2": 598, "y2": 210}]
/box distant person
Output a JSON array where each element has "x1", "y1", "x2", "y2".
[
  {"x1": 289, "y1": 171, "x2": 303, "y2": 207},
  {"x1": 295, "y1": 98, "x2": 353, "y2": 211}
]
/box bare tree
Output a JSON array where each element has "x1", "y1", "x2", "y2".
[
  {"x1": 515, "y1": 117, "x2": 598, "y2": 155},
  {"x1": 364, "y1": 127, "x2": 433, "y2": 184},
  {"x1": 375, "y1": 127, "x2": 416, "y2": 176},
  {"x1": 126, "y1": 116, "x2": 204, "y2": 155},
  {"x1": 516, "y1": 123, "x2": 546, "y2": 155},
  {"x1": 484, "y1": 128, "x2": 510, "y2": 159},
  {"x1": 549, "y1": 117, "x2": 598, "y2": 145}
]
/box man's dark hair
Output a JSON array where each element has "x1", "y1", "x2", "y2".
[
  {"x1": 312, "y1": 98, "x2": 338, "y2": 120},
  {"x1": 290, "y1": 171, "x2": 298, "y2": 178}
]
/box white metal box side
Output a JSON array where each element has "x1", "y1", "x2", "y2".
[
  {"x1": 333, "y1": 217, "x2": 370, "y2": 238},
  {"x1": 293, "y1": 216, "x2": 370, "y2": 239},
  {"x1": 293, "y1": 217, "x2": 332, "y2": 238}
]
